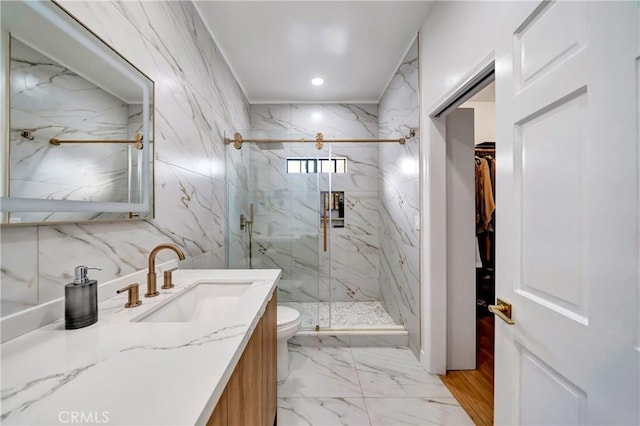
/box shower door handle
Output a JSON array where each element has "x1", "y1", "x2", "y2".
[{"x1": 323, "y1": 209, "x2": 328, "y2": 252}]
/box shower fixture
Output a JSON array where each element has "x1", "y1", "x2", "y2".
[{"x1": 240, "y1": 203, "x2": 254, "y2": 268}]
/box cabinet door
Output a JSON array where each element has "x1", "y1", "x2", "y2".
[
  {"x1": 228, "y1": 318, "x2": 263, "y2": 426},
  {"x1": 262, "y1": 294, "x2": 277, "y2": 426},
  {"x1": 206, "y1": 388, "x2": 227, "y2": 426}
]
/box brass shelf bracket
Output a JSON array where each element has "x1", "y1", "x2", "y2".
[{"x1": 316, "y1": 132, "x2": 324, "y2": 150}]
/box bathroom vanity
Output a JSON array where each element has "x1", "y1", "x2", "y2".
[
  {"x1": 208, "y1": 293, "x2": 277, "y2": 426},
  {"x1": 0, "y1": 269, "x2": 280, "y2": 425}
]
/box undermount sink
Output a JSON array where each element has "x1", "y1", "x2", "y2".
[{"x1": 133, "y1": 282, "x2": 253, "y2": 322}]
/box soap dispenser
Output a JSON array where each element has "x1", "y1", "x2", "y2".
[{"x1": 65, "y1": 266, "x2": 101, "y2": 330}]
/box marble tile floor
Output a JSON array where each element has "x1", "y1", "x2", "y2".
[
  {"x1": 280, "y1": 301, "x2": 401, "y2": 329},
  {"x1": 277, "y1": 346, "x2": 473, "y2": 425}
]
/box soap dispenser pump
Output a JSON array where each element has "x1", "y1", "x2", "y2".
[{"x1": 65, "y1": 266, "x2": 101, "y2": 330}]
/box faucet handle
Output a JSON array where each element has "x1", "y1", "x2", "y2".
[
  {"x1": 116, "y1": 283, "x2": 142, "y2": 308},
  {"x1": 161, "y1": 268, "x2": 178, "y2": 290}
]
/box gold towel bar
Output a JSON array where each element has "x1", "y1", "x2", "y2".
[{"x1": 50, "y1": 132, "x2": 143, "y2": 150}]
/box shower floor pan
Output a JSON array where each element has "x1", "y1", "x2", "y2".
[{"x1": 280, "y1": 301, "x2": 409, "y2": 347}]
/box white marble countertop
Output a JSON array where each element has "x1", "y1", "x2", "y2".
[{"x1": 0, "y1": 269, "x2": 281, "y2": 425}]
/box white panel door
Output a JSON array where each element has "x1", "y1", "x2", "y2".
[{"x1": 494, "y1": 1, "x2": 639, "y2": 424}]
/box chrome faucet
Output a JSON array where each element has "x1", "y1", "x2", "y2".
[{"x1": 146, "y1": 243, "x2": 185, "y2": 297}]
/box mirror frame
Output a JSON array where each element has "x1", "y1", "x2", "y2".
[{"x1": 0, "y1": 0, "x2": 155, "y2": 225}]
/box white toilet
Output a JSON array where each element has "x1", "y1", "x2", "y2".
[{"x1": 276, "y1": 306, "x2": 301, "y2": 384}]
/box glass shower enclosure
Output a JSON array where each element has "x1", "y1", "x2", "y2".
[
  {"x1": 227, "y1": 131, "x2": 333, "y2": 329},
  {"x1": 226, "y1": 130, "x2": 404, "y2": 332}
]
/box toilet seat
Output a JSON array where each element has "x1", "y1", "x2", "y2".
[
  {"x1": 277, "y1": 306, "x2": 301, "y2": 341},
  {"x1": 277, "y1": 306, "x2": 301, "y2": 328}
]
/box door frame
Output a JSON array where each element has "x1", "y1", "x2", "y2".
[{"x1": 419, "y1": 53, "x2": 495, "y2": 374}]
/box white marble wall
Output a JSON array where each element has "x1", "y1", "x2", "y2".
[
  {"x1": 9, "y1": 38, "x2": 131, "y2": 222},
  {"x1": 377, "y1": 38, "x2": 421, "y2": 356},
  {"x1": 0, "y1": 1, "x2": 249, "y2": 317},
  {"x1": 246, "y1": 104, "x2": 381, "y2": 309}
]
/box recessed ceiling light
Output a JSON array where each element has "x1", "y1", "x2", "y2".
[{"x1": 311, "y1": 77, "x2": 324, "y2": 86}]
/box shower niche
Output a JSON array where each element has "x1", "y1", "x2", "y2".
[{"x1": 320, "y1": 191, "x2": 344, "y2": 228}]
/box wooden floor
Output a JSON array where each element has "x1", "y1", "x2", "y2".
[{"x1": 440, "y1": 315, "x2": 494, "y2": 426}]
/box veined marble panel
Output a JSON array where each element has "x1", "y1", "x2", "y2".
[
  {"x1": 153, "y1": 80, "x2": 215, "y2": 176},
  {"x1": 329, "y1": 145, "x2": 380, "y2": 192},
  {"x1": 250, "y1": 147, "x2": 290, "y2": 193},
  {"x1": 249, "y1": 190, "x2": 318, "y2": 240},
  {"x1": 250, "y1": 104, "x2": 291, "y2": 132},
  {"x1": 276, "y1": 346, "x2": 471, "y2": 426},
  {"x1": 209, "y1": 175, "x2": 228, "y2": 268},
  {"x1": 379, "y1": 177, "x2": 419, "y2": 248},
  {"x1": 278, "y1": 279, "x2": 321, "y2": 304},
  {"x1": 278, "y1": 397, "x2": 370, "y2": 426},
  {"x1": 288, "y1": 142, "x2": 327, "y2": 159},
  {"x1": 0, "y1": 227, "x2": 38, "y2": 315},
  {"x1": 291, "y1": 104, "x2": 378, "y2": 139},
  {"x1": 320, "y1": 278, "x2": 380, "y2": 302},
  {"x1": 352, "y1": 347, "x2": 452, "y2": 398},
  {"x1": 10, "y1": 39, "x2": 129, "y2": 136},
  {"x1": 378, "y1": 41, "x2": 420, "y2": 142},
  {"x1": 381, "y1": 196, "x2": 419, "y2": 279},
  {"x1": 177, "y1": 252, "x2": 216, "y2": 269},
  {"x1": 366, "y1": 398, "x2": 473, "y2": 426},
  {"x1": 377, "y1": 38, "x2": 420, "y2": 357},
  {"x1": 379, "y1": 205, "x2": 420, "y2": 343},
  {"x1": 331, "y1": 190, "x2": 379, "y2": 237},
  {"x1": 292, "y1": 234, "x2": 321, "y2": 282},
  {"x1": 277, "y1": 346, "x2": 362, "y2": 398},
  {"x1": 251, "y1": 202, "x2": 293, "y2": 240},
  {"x1": 384, "y1": 145, "x2": 419, "y2": 185},
  {"x1": 10, "y1": 40, "x2": 131, "y2": 205},
  {"x1": 323, "y1": 234, "x2": 380, "y2": 279},
  {"x1": 250, "y1": 104, "x2": 378, "y2": 140},
  {"x1": 251, "y1": 236, "x2": 293, "y2": 278},
  {"x1": 37, "y1": 221, "x2": 170, "y2": 302},
  {"x1": 290, "y1": 190, "x2": 321, "y2": 235},
  {"x1": 109, "y1": 1, "x2": 214, "y2": 111},
  {"x1": 153, "y1": 160, "x2": 219, "y2": 256}
]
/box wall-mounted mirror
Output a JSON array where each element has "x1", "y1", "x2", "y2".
[{"x1": 0, "y1": 0, "x2": 154, "y2": 224}]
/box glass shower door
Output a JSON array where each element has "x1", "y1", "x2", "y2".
[
  {"x1": 284, "y1": 140, "x2": 327, "y2": 329},
  {"x1": 317, "y1": 141, "x2": 338, "y2": 330},
  {"x1": 226, "y1": 131, "x2": 324, "y2": 330}
]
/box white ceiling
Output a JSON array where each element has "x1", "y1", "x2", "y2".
[{"x1": 194, "y1": 1, "x2": 433, "y2": 104}]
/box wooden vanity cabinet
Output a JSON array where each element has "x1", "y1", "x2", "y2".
[
  {"x1": 262, "y1": 291, "x2": 277, "y2": 426},
  {"x1": 207, "y1": 292, "x2": 277, "y2": 426},
  {"x1": 208, "y1": 388, "x2": 227, "y2": 425}
]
